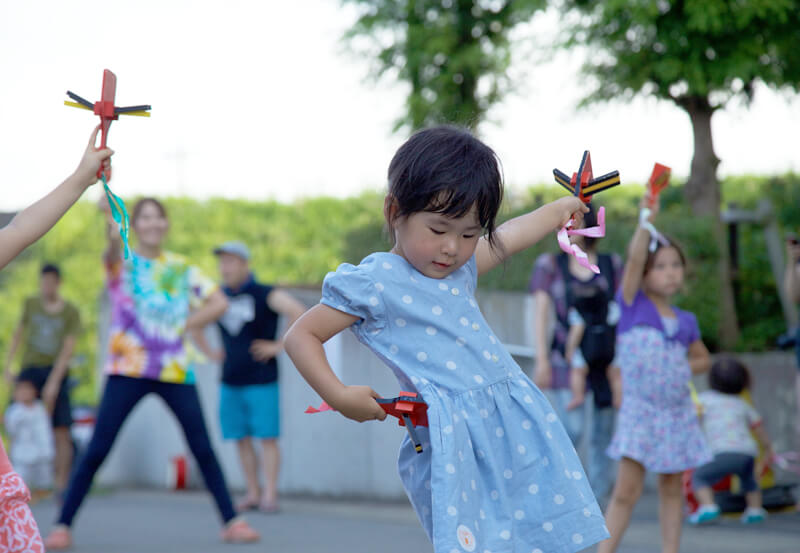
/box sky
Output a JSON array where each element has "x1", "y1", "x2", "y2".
[{"x1": 1, "y1": 1, "x2": 799, "y2": 211}]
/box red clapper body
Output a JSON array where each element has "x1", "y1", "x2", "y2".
[
  {"x1": 306, "y1": 391, "x2": 429, "y2": 454},
  {"x1": 65, "y1": 69, "x2": 152, "y2": 179},
  {"x1": 648, "y1": 163, "x2": 671, "y2": 207}
]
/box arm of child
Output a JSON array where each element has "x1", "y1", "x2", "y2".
[
  {"x1": 564, "y1": 309, "x2": 585, "y2": 367},
  {"x1": 687, "y1": 339, "x2": 711, "y2": 374},
  {"x1": 475, "y1": 196, "x2": 588, "y2": 275},
  {"x1": 0, "y1": 127, "x2": 112, "y2": 271},
  {"x1": 532, "y1": 290, "x2": 553, "y2": 389},
  {"x1": 3, "y1": 405, "x2": 23, "y2": 439},
  {"x1": 751, "y1": 422, "x2": 773, "y2": 458},
  {"x1": 42, "y1": 334, "x2": 76, "y2": 415},
  {"x1": 620, "y1": 193, "x2": 659, "y2": 305},
  {"x1": 284, "y1": 304, "x2": 387, "y2": 423}
]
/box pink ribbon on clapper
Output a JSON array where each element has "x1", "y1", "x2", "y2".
[{"x1": 557, "y1": 206, "x2": 606, "y2": 274}]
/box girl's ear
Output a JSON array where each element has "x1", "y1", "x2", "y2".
[{"x1": 384, "y1": 195, "x2": 399, "y2": 227}]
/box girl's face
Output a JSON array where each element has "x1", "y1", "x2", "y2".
[
  {"x1": 389, "y1": 203, "x2": 482, "y2": 279},
  {"x1": 133, "y1": 202, "x2": 169, "y2": 249},
  {"x1": 642, "y1": 246, "x2": 684, "y2": 297}
]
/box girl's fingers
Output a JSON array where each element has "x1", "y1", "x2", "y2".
[{"x1": 88, "y1": 125, "x2": 102, "y2": 148}]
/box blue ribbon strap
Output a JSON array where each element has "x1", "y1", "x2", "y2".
[{"x1": 101, "y1": 174, "x2": 131, "y2": 259}]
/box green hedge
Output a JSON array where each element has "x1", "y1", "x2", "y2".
[{"x1": 1, "y1": 174, "x2": 798, "y2": 405}]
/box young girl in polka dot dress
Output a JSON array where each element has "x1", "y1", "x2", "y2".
[
  {"x1": 285, "y1": 126, "x2": 610, "y2": 553},
  {"x1": 598, "y1": 193, "x2": 712, "y2": 553}
]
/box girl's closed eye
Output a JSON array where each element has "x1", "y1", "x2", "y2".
[{"x1": 429, "y1": 227, "x2": 445, "y2": 235}]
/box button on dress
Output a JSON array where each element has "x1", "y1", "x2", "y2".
[{"x1": 322, "y1": 253, "x2": 609, "y2": 553}]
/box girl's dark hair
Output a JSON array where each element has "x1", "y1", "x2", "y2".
[
  {"x1": 386, "y1": 126, "x2": 504, "y2": 251},
  {"x1": 643, "y1": 234, "x2": 687, "y2": 275},
  {"x1": 41, "y1": 263, "x2": 61, "y2": 279},
  {"x1": 709, "y1": 356, "x2": 751, "y2": 395},
  {"x1": 132, "y1": 198, "x2": 168, "y2": 224}
]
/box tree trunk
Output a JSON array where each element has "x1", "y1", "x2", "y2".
[
  {"x1": 684, "y1": 97, "x2": 720, "y2": 216},
  {"x1": 680, "y1": 95, "x2": 739, "y2": 349}
]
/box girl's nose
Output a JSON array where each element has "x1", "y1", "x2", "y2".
[{"x1": 441, "y1": 236, "x2": 458, "y2": 255}]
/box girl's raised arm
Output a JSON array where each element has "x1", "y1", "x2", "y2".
[
  {"x1": 0, "y1": 127, "x2": 112, "y2": 271},
  {"x1": 620, "y1": 194, "x2": 658, "y2": 305},
  {"x1": 475, "y1": 197, "x2": 587, "y2": 275},
  {"x1": 285, "y1": 304, "x2": 387, "y2": 423}
]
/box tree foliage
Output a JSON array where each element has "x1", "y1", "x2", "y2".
[
  {"x1": 559, "y1": 0, "x2": 800, "y2": 211},
  {"x1": 342, "y1": 0, "x2": 544, "y2": 130}
]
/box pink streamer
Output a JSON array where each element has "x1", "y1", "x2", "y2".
[
  {"x1": 305, "y1": 401, "x2": 335, "y2": 414},
  {"x1": 557, "y1": 207, "x2": 606, "y2": 274}
]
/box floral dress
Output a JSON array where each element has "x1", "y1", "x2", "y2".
[{"x1": 607, "y1": 290, "x2": 712, "y2": 472}]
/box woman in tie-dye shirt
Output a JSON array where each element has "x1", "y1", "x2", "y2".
[{"x1": 46, "y1": 199, "x2": 259, "y2": 550}]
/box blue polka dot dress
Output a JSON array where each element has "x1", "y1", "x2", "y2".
[{"x1": 322, "y1": 253, "x2": 609, "y2": 553}]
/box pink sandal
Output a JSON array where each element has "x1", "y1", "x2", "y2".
[
  {"x1": 44, "y1": 525, "x2": 73, "y2": 550},
  {"x1": 221, "y1": 518, "x2": 260, "y2": 544}
]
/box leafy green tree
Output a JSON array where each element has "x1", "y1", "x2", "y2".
[
  {"x1": 342, "y1": 0, "x2": 544, "y2": 130},
  {"x1": 559, "y1": 0, "x2": 800, "y2": 346},
  {"x1": 560, "y1": 0, "x2": 800, "y2": 214}
]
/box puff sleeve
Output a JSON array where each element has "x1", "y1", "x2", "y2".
[{"x1": 321, "y1": 262, "x2": 386, "y2": 337}]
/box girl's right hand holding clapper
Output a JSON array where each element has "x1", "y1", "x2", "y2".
[{"x1": 0, "y1": 126, "x2": 113, "y2": 270}]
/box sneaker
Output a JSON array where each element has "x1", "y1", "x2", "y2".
[
  {"x1": 741, "y1": 507, "x2": 767, "y2": 524},
  {"x1": 688, "y1": 504, "x2": 721, "y2": 525},
  {"x1": 44, "y1": 525, "x2": 73, "y2": 550},
  {"x1": 221, "y1": 518, "x2": 260, "y2": 544}
]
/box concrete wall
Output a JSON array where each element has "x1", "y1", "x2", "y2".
[
  {"x1": 91, "y1": 288, "x2": 798, "y2": 498},
  {"x1": 92, "y1": 289, "x2": 536, "y2": 498}
]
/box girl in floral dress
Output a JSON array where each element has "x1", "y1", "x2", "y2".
[{"x1": 599, "y1": 193, "x2": 712, "y2": 553}]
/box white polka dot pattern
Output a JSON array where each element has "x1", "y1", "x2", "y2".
[{"x1": 320, "y1": 253, "x2": 608, "y2": 552}]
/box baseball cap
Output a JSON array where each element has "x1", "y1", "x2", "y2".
[{"x1": 213, "y1": 241, "x2": 250, "y2": 261}]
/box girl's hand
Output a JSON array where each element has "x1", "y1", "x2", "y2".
[
  {"x1": 554, "y1": 197, "x2": 589, "y2": 229},
  {"x1": 330, "y1": 385, "x2": 388, "y2": 423},
  {"x1": 640, "y1": 191, "x2": 660, "y2": 221},
  {"x1": 250, "y1": 339, "x2": 283, "y2": 362},
  {"x1": 73, "y1": 126, "x2": 114, "y2": 187}
]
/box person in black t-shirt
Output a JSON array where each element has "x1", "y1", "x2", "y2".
[{"x1": 210, "y1": 242, "x2": 306, "y2": 513}]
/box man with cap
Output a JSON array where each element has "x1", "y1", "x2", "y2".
[{"x1": 210, "y1": 241, "x2": 306, "y2": 513}]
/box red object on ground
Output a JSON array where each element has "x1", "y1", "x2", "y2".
[{"x1": 168, "y1": 455, "x2": 188, "y2": 490}]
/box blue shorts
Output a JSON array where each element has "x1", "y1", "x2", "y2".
[{"x1": 219, "y1": 382, "x2": 280, "y2": 440}]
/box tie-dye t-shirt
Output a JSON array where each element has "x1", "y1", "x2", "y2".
[{"x1": 105, "y1": 251, "x2": 218, "y2": 384}]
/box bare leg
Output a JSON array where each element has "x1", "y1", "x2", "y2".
[
  {"x1": 598, "y1": 457, "x2": 646, "y2": 553},
  {"x1": 745, "y1": 489, "x2": 763, "y2": 510},
  {"x1": 52, "y1": 427, "x2": 73, "y2": 493},
  {"x1": 695, "y1": 486, "x2": 715, "y2": 506},
  {"x1": 658, "y1": 473, "x2": 684, "y2": 553},
  {"x1": 236, "y1": 438, "x2": 260, "y2": 507},
  {"x1": 260, "y1": 438, "x2": 280, "y2": 508}
]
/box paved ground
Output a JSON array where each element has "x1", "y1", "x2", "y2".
[{"x1": 32, "y1": 489, "x2": 800, "y2": 553}]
